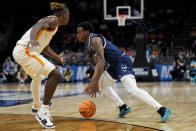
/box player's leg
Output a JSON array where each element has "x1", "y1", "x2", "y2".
[
  {"x1": 120, "y1": 74, "x2": 172, "y2": 122},
  {"x1": 99, "y1": 71, "x2": 131, "y2": 117},
  {"x1": 35, "y1": 56, "x2": 61, "y2": 129},
  {"x1": 13, "y1": 46, "x2": 55, "y2": 124},
  {"x1": 13, "y1": 46, "x2": 43, "y2": 112},
  {"x1": 31, "y1": 75, "x2": 43, "y2": 112},
  {"x1": 31, "y1": 75, "x2": 53, "y2": 112}
]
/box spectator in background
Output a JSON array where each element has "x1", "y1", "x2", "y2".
[
  {"x1": 189, "y1": 57, "x2": 196, "y2": 83},
  {"x1": 186, "y1": 49, "x2": 195, "y2": 64},
  {"x1": 64, "y1": 49, "x2": 72, "y2": 65},
  {"x1": 179, "y1": 47, "x2": 186, "y2": 57},
  {"x1": 59, "y1": 51, "x2": 65, "y2": 57},
  {"x1": 16, "y1": 67, "x2": 28, "y2": 84},
  {"x1": 0, "y1": 72, "x2": 7, "y2": 83},
  {"x1": 83, "y1": 64, "x2": 94, "y2": 82},
  {"x1": 146, "y1": 44, "x2": 152, "y2": 63},
  {"x1": 190, "y1": 29, "x2": 196, "y2": 38},
  {"x1": 148, "y1": 50, "x2": 156, "y2": 65},
  {"x1": 63, "y1": 66, "x2": 73, "y2": 82},
  {"x1": 170, "y1": 54, "x2": 186, "y2": 81},
  {"x1": 159, "y1": 40, "x2": 167, "y2": 57},
  {"x1": 71, "y1": 52, "x2": 79, "y2": 65},
  {"x1": 3, "y1": 56, "x2": 15, "y2": 82}
]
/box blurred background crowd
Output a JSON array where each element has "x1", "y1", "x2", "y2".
[{"x1": 0, "y1": 0, "x2": 196, "y2": 83}]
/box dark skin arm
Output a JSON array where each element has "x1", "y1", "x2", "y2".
[
  {"x1": 43, "y1": 45, "x2": 64, "y2": 65},
  {"x1": 84, "y1": 37, "x2": 105, "y2": 97},
  {"x1": 28, "y1": 16, "x2": 58, "y2": 48}
]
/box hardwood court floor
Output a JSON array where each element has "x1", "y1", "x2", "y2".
[{"x1": 0, "y1": 82, "x2": 196, "y2": 131}]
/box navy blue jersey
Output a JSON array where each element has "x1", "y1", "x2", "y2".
[
  {"x1": 88, "y1": 33, "x2": 124, "y2": 65},
  {"x1": 88, "y1": 33, "x2": 134, "y2": 80}
]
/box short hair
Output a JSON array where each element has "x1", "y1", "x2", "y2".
[
  {"x1": 50, "y1": 2, "x2": 69, "y2": 16},
  {"x1": 77, "y1": 22, "x2": 94, "y2": 33}
]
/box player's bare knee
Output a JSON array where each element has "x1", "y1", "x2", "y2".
[
  {"x1": 48, "y1": 68, "x2": 62, "y2": 82},
  {"x1": 54, "y1": 69, "x2": 62, "y2": 81}
]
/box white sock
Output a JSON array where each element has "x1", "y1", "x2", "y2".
[
  {"x1": 101, "y1": 86, "x2": 124, "y2": 106},
  {"x1": 39, "y1": 105, "x2": 49, "y2": 115},
  {"x1": 30, "y1": 76, "x2": 43, "y2": 108},
  {"x1": 121, "y1": 75, "x2": 162, "y2": 109}
]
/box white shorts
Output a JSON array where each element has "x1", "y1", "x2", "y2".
[{"x1": 13, "y1": 44, "x2": 56, "y2": 79}]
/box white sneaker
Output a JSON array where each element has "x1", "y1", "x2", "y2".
[{"x1": 36, "y1": 110, "x2": 55, "y2": 129}]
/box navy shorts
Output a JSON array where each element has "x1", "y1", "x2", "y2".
[{"x1": 107, "y1": 54, "x2": 134, "y2": 80}]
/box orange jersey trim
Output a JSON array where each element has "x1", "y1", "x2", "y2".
[
  {"x1": 36, "y1": 30, "x2": 43, "y2": 41},
  {"x1": 25, "y1": 48, "x2": 44, "y2": 66}
]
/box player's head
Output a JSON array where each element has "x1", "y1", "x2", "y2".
[
  {"x1": 50, "y1": 2, "x2": 70, "y2": 25},
  {"x1": 77, "y1": 22, "x2": 94, "y2": 43}
]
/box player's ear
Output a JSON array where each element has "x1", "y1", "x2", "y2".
[{"x1": 84, "y1": 30, "x2": 89, "y2": 35}]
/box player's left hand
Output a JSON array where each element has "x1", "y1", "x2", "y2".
[{"x1": 84, "y1": 82, "x2": 100, "y2": 98}]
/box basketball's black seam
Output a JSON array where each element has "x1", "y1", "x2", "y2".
[
  {"x1": 90, "y1": 101, "x2": 96, "y2": 114},
  {"x1": 83, "y1": 102, "x2": 94, "y2": 111},
  {"x1": 89, "y1": 102, "x2": 95, "y2": 115},
  {"x1": 89, "y1": 101, "x2": 95, "y2": 113},
  {"x1": 80, "y1": 108, "x2": 92, "y2": 115},
  {"x1": 91, "y1": 101, "x2": 96, "y2": 113},
  {"x1": 89, "y1": 101, "x2": 95, "y2": 116},
  {"x1": 82, "y1": 102, "x2": 95, "y2": 117},
  {"x1": 81, "y1": 108, "x2": 92, "y2": 116},
  {"x1": 80, "y1": 104, "x2": 93, "y2": 116}
]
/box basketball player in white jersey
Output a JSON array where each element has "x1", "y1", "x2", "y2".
[{"x1": 12, "y1": 2, "x2": 69, "y2": 129}]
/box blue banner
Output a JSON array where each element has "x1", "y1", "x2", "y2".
[
  {"x1": 59, "y1": 65, "x2": 174, "y2": 82},
  {"x1": 155, "y1": 64, "x2": 174, "y2": 81},
  {"x1": 59, "y1": 66, "x2": 89, "y2": 82}
]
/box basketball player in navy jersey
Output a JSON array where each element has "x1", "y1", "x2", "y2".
[{"x1": 77, "y1": 22, "x2": 172, "y2": 122}]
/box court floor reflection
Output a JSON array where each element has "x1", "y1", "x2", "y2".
[{"x1": 0, "y1": 114, "x2": 162, "y2": 131}]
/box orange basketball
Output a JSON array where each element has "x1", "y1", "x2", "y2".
[{"x1": 79, "y1": 100, "x2": 96, "y2": 118}]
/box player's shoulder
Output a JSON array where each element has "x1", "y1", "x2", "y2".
[
  {"x1": 47, "y1": 15, "x2": 58, "y2": 21},
  {"x1": 91, "y1": 36, "x2": 102, "y2": 43},
  {"x1": 38, "y1": 16, "x2": 58, "y2": 24},
  {"x1": 38, "y1": 15, "x2": 58, "y2": 29}
]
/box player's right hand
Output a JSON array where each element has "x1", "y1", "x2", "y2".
[
  {"x1": 28, "y1": 40, "x2": 40, "y2": 48},
  {"x1": 84, "y1": 82, "x2": 100, "y2": 98},
  {"x1": 58, "y1": 55, "x2": 65, "y2": 65}
]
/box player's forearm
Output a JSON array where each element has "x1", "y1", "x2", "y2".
[
  {"x1": 91, "y1": 61, "x2": 105, "y2": 83},
  {"x1": 43, "y1": 46, "x2": 60, "y2": 60}
]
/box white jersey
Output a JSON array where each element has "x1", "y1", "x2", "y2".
[{"x1": 17, "y1": 17, "x2": 58, "y2": 54}]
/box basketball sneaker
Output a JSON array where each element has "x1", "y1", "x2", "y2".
[
  {"x1": 157, "y1": 107, "x2": 172, "y2": 122},
  {"x1": 119, "y1": 104, "x2": 131, "y2": 118},
  {"x1": 36, "y1": 109, "x2": 55, "y2": 129},
  {"x1": 32, "y1": 102, "x2": 52, "y2": 113}
]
